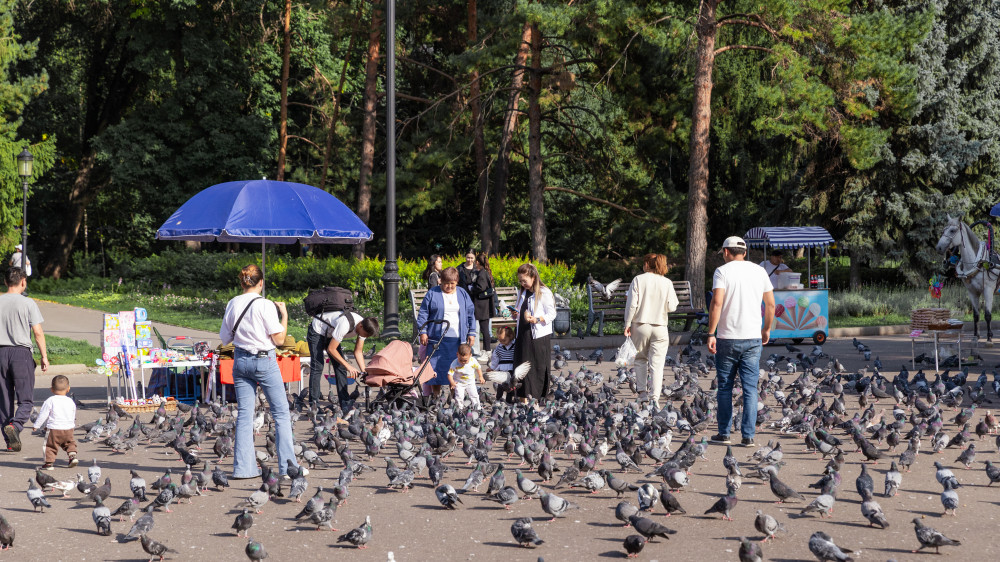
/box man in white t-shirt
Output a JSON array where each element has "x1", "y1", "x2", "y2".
[
  {"x1": 706, "y1": 236, "x2": 775, "y2": 447},
  {"x1": 758, "y1": 250, "x2": 792, "y2": 285},
  {"x1": 9, "y1": 245, "x2": 30, "y2": 277},
  {"x1": 305, "y1": 310, "x2": 380, "y2": 412}
]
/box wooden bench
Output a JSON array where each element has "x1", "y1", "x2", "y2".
[
  {"x1": 409, "y1": 286, "x2": 519, "y2": 340},
  {"x1": 585, "y1": 279, "x2": 702, "y2": 337}
]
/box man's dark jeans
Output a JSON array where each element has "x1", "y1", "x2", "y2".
[
  {"x1": 0, "y1": 345, "x2": 35, "y2": 432},
  {"x1": 306, "y1": 325, "x2": 352, "y2": 409}
]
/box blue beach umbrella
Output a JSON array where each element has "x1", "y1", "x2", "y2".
[{"x1": 156, "y1": 179, "x2": 372, "y2": 290}]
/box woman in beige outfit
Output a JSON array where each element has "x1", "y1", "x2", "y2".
[{"x1": 623, "y1": 254, "x2": 679, "y2": 405}]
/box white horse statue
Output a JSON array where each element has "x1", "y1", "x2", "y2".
[{"x1": 936, "y1": 215, "x2": 1000, "y2": 341}]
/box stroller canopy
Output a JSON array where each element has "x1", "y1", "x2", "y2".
[{"x1": 364, "y1": 340, "x2": 435, "y2": 388}]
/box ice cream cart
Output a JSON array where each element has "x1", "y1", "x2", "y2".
[{"x1": 744, "y1": 226, "x2": 834, "y2": 345}]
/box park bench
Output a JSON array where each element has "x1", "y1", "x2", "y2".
[
  {"x1": 409, "y1": 286, "x2": 519, "y2": 340},
  {"x1": 585, "y1": 279, "x2": 701, "y2": 337}
]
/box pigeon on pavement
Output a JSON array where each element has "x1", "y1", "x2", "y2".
[
  {"x1": 510, "y1": 517, "x2": 543, "y2": 547},
  {"x1": 807, "y1": 531, "x2": 853, "y2": 561},
  {"x1": 911, "y1": 517, "x2": 961, "y2": 554}
]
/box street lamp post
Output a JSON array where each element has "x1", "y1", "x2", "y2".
[
  {"x1": 16, "y1": 148, "x2": 33, "y2": 275},
  {"x1": 381, "y1": 0, "x2": 401, "y2": 338}
]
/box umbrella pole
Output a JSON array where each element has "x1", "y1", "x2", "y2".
[{"x1": 261, "y1": 240, "x2": 266, "y2": 298}]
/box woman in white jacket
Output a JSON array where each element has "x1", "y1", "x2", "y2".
[
  {"x1": 623, "y1": 253, "x2": 678, "y2": 405},
  {"x1": 511, "y1": 263, "x2": 557, "y2": 400}
]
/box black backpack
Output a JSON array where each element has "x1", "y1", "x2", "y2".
[{"x1": 304, "y1": 287, "x2": 357, "y2": 331}]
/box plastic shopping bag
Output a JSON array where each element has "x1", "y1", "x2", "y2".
[{"x1": 615, "y1": 337, "x2": 637, "y2": 368}]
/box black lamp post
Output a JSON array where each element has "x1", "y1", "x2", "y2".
[
  {"x1": 16, "y1": 148, "x2": 33, "y2": 275},
  {"x1": 381, "y1": 0, "x2": 401, "y2": 338}
]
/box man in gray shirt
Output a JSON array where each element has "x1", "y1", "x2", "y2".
[{"x1": 0, "y1": 267, "x2": 48, "y2": 451}]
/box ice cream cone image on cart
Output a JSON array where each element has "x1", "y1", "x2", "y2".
[
  {"x1": 800, "y1": 302, "x2": 821, "y2": 328},
  {"x1": 801, "y1": 315, "x2": 828, "y2": 332},
  {"x1": 774, "y1": 303, "x2": 794, "y2": 329}
]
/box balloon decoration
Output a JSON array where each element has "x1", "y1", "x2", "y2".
[{"x1": 928, "y1": 274, "x2": 943, "y2": 300}]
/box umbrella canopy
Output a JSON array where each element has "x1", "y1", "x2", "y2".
[
  {"x1": 744, "y1": 226, "x2": 834, "y2": 249},
  {"x1": 991, "y1": 202, "x2": 1000, "y2": 217},
  {"x1": 156, "y1": 179, "x2": 372, "y2": 244}
]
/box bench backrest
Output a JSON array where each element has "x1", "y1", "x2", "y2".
[
  {"x1": 586, "y1": 278, "x2": 697, "y2": 315},
  {"x1": 409, "y1": 286, "x2": 519, "y2": 324}
]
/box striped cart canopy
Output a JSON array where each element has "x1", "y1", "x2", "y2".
[{"x1": 744, "y1": 226, "x2": 834, "y2": 249}]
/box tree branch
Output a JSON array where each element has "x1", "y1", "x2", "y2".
[
  {"x1": 714, "y1": 44, "x2": 776, "y2": 56},
  {"x1": 544, "y1": 186, "x2": 662, "y2": 223}
]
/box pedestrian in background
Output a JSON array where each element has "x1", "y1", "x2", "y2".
[
  {"x1": 623, "y1": 253, "x2": 678, "y2": 406},
  {"x1": 219, "y1": 264, "x2": 301, "y2": 478},
  {"x1": 0, "y1": 267, "x2": 47, "y2": 452},
  {"x1": 422, "y1": 254, "x2": 443, "y2": 288},
  {"x1": 470, "y1": 252, "x2": 496, "y2": 355},
  {"x1": 458, "y1": 249, "x2": 478, "y2": 294},
  {"x1": 707, "y1": 237, "x2": 775, "y2": 447}
]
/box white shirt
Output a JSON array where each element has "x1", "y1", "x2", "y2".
[
  {"x1": 514, "y1": 287, "x2": 557, "y2": 339},
  {"x1": 10, "y1": 251, "x2": 31, "y2": 276},
  {"x1": 758, "y1": 260, "x2": 790, "y2": 283},
  {"x1": 311, "y1": 311, "x2": 365, "y2": 343},
  {"x1": 219, "y1": 293, "x2": 283, "y2": 354},
  {"x1": 35, "y1": 394, "x2": 76, "y2": 430},
  {"x1": 442, "y1": 291, "x2": 460, "y2": 337},
  {"x1": 713, "y1": 260, "x2": 773, "y2": 339}
]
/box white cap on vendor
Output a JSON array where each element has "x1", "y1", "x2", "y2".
[
  {"x1": 14, "y1": 244, "x2": 21, "y2": 250},
  {"x1": 719, "y1": 236, "x2": 747, "y2": 252}
]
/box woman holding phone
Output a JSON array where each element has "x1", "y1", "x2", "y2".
[
  {"x1": 511, "y1": 263, "x2": 557, "y2": 401},
  {"x1": 219, "y1": 264, "x2": 302, "y2": 479}
]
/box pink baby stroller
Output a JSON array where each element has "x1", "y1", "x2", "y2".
[{"x1": 360, "y1": 320, "x2": 447, "y2": 411}]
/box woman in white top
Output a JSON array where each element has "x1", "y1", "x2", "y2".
[
  {"x1": 219, "y1": 264, "x2": 301, "y2": 479},
  {"x1": 623, "y1": 253, "x2": 679, "y2": 405},
  {"x1": 511, "y1": 263, "x2": 557, "y2": 400}
]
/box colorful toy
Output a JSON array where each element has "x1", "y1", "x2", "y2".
[{"x1": 929, "y1": 274, "x2": 943, "y2": 300}]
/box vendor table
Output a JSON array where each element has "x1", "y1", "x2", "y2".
[
  {"x1": 218, "y1": 356, "x2": 303, "y2": 393},
  {"x1": 909, "y1": 329, "x2": 977, "y2": 371},
  {"x1": 139, "y1": 360, "x2": 211, "y2": 404}
]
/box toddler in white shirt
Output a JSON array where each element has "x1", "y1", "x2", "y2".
[
  {"x1": 448, "y1": 343, "x2": 484, "y2": 410},
  {"x1": 35, "y1": 375, "x2": 78, "y2": 469}
]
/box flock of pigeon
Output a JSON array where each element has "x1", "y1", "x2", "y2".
[{"x1": 2, "y1": 333, "x2": 998, "y2": 560}]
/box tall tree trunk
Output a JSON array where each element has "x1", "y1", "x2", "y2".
[
  {"x1": 45, "y1": 151, "x2": 100, "y2": 279},
  {"x1": 685, "y1": 0, "x2": 718, "y2": 307},
  {"x1": 277, "y1": 0, "x2": 292, "y2": 180},
  {"x1": 353, "y1": 6, "x2": 383, "y2": 259},
  {"x1": 527, "y1": 23, "x2": 547, "y2": 263},
  {"x1": 849, "y1": 252, "x2": 861, "y2": 290},
  {"x1": 488, "y1": 21, "x2": 533, "y2": 254},
  {"x1": 468, "y1": 0, "x2": 491, "y2": 253}
]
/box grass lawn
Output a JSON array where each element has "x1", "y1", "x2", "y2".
[{"x1": 35, "y1": 335, "x2": 103, "y2": 366}]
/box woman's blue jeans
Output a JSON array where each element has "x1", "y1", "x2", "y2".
[
  {"x1": 715, "y1": 338, "x2": 762, "y2": 439},
  {"x1": 232, "y1": 348, "x2": 299, "y2": 478}
]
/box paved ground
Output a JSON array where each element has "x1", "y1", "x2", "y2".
[{"x1": 1, "y1": 332, "x2": 998, "y2": 561}]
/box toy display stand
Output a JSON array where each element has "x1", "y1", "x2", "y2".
[{"x1": 117, "y1": 397, "x2": 179, "y2": 414}]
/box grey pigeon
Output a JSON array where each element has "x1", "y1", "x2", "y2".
[
  {"x1": 92, "y1": 496, "x2": 112, "y2": 536},
  {"x1": 432, "y1": 482, "x2": 460, "y2": 508},
  {"x1": 754, "y1": 510, "x2": 784, "y2": 542},
  {"x1": 800, "y1": 494, "x2": 835, "y2": 518},
  {"x1": 130, "y1": 470, "x2": 148, "y2": 501},
  {"x1": 574, "y1": 472, "x2": 605, "y2": 494},
  {"x1": 483, "y1": 486, "x2": 519, "y2": 510},
  {"x1": 628, "y1": 515, "x2": 676, "y2": 542},
  {"x1": 601, "y1": 470, "x2": 630, "y2": 497},
  {"x1": 539, "y1": 491, "x2": 578, "y2": 520},
  {"x1": 0, "y1": 512, "x2": 13, "y2": 550},
  {"x1": 336, "y1": 515, "x2": 372, "y2": 549},
  {"x1": 884, "y1": 461, "x2": 902, "y2": 497},
  {"x1": 623, "y1": 534, "x2": 646, "y2": 557},
  {"x1": 515, "y1": 469, "x2": 541, "y2": 499},
  {"x1": 807, "y1": 531, "x2": 853, "y2": 561},
  {"x1": 985, "y1": 460, "x2": 1000, "y2": 485},
  {"x1": 635, "y1": 483, "x2": 659, "y2": 512},
  {"x1": 26, "y1": 479, "x2": 51, "y2": 512},
  {"x1": 510, "y1": 517, "x2": 543, "y2": 547},
  {"x1": 658, "y1": 485, "x2": 686, "y2": 516},
  {"x1": 940, "y1": 479, "x2": 959, "y2": 515},
  {"x1": 739, "y1": 536, "x2": 764, "y2": 562},
  {"x1": 859, "y1": 489, "x2": 889, "y2": 528},
  {"x1": 245, "y1": 537, "x2": 268, "y2": 560},
  {"x1": 310, "y1": 498, "x2": 339, "y2": 531},
  {"x1": 232, "y1": 508, "x2": 254, "y2": 537},
  {"x1": 762, "y1": 465, "x2": 804, "y2": 503},
  {"x1": 615, "y1": 501, "x2": 639, "y2": 526},
  {"x1": 241, "y1": 483, "x2": 269, "y2": 514},
  {"x1": 911, "y1": 517, "x2": 960, "y2": 554},
  {"x1": 140, "y1": 534, "x2": 177, "y2": 561},
  {"x1": 703, "y1": 488, "x2": 738, "y2": 521},
  {"x1": 854, "y1": 464, "x2": 873, "y2": 497},
  {"x1": 294, "y1": 487, "x2": 324, "y2": 520},
  {"x1": 111, "y1": 497, "x2": 140, "y2": 522},
  {"x1": 126, "y1": 505, "x2": 156, "y2": 540},
  {"x1": 88, "y1": 458, "x2": 102, "y2": 484}
]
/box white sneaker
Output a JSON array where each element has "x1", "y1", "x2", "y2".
[{"x1": 301, "y1": 467, "x2": 309, "y2": 476}]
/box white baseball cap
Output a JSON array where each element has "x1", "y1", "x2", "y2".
[
  {"x1": 14, "y1": 244, "x2": 21, "y2": 250},
  {"x1": 720, "y1": 236, "x2": 747, "y2": 252}
]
